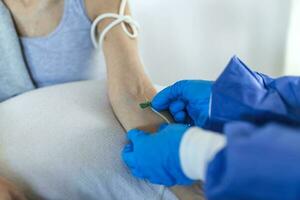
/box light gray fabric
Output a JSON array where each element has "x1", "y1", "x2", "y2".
[
  {"x1": 0, "y1": 1, "x2": 35, "y2": 102},
  {"x1": 0, "y1": 80, "x2": 177, "y2": 200}
]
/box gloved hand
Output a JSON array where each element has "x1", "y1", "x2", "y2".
[
  {"x1": 152, "y1": 80, "x2": 213, "y2": 127},
  {"x1": 122, "y1": 124, "x2": 194, "y2": 186}
]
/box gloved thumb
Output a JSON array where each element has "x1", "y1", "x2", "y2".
[
  {"x1": 122, "y1": 150, "x2": 136, "y2": 169},
  {"x1": 152, "y1": 81, "x2": 187, "y2": 111},
  {"x1": 152, "y1": 86, "x2": 173, "y2": 111},
  {"x1": 127, "y1": 129, "x2": 147, "y2": 141}
]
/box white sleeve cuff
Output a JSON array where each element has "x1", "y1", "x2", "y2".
[{"x1": 179, "y1": 127, "x2": 226, "y2": 181}]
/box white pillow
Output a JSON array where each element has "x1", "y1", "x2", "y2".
[{"x1": 0, "y1": 80, "x2": 177, "y2": 200}]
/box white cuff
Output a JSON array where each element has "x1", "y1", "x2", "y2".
[{"x1": 179, "y1": 127, "x2": 226, "y2": 181}]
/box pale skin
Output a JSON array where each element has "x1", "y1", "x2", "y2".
[{"x1": 1, "y1": 0, "x2": 194, "y2": 199}]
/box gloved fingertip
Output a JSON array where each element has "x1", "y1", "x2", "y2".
[
  {"x1": 158, "y1": 123, "x2": 169, "y2": 131},
  {"x1": 151, "y1": 87, "x2": 173, "y2": 110},
  {"x1": 122, "y1": 152, "x2": 136, "y2": 169},
  {"x1": 174, "y1": 111, "x2": 186, "y2": 123},
  {"x1": 151, "y1": 100, "x2": 167, "y2": 111}
]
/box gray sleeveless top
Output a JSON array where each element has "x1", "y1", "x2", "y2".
[{"x1": 21, "y1": 0, "x2": 102, "y2": 87}]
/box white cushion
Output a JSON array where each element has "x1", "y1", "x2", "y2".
[{"x1": 0, "y1": 80, "x2": 177, "y2": 200}]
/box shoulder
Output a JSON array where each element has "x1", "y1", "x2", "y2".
[{"x1": 84, "y1": 0, "x2": 121, "y2": 21}]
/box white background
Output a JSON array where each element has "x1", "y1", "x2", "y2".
[{"x1": 131, "y1": 0, "x2": 291, "y2": 85}]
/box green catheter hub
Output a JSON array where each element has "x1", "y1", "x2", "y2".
[{"x1": 139, "y1": 101, "x2": 152, "y2": 109}]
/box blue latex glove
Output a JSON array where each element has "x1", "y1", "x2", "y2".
[
  {"x1": 122, "y1": 124, "x2": 194, "y2": 186},
  {"x1": 152, "y1": 80, "x2": 213, "y2": 127}
]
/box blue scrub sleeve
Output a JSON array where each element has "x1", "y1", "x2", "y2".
[
  {"x1": 205, "y1": 122, "x2": 300, "y2": 200},
  {"x1": 208, "y1": 56, "x2": 300, "y2": 131}
]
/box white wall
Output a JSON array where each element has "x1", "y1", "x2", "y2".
[
  {"x1": 131, "y1": 0, "x2": 291, "y2": 85},
  {"x1": 285, "y1": 0, "x2": 300, "y2": 75}
]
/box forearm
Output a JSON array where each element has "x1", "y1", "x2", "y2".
[{"x1": 101, "y1": 24, "x2": 168, "y2": 132}]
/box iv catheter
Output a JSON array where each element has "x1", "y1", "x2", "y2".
[{"x1": 140, "y1": 101, "x2": 171, "y2": 124}]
